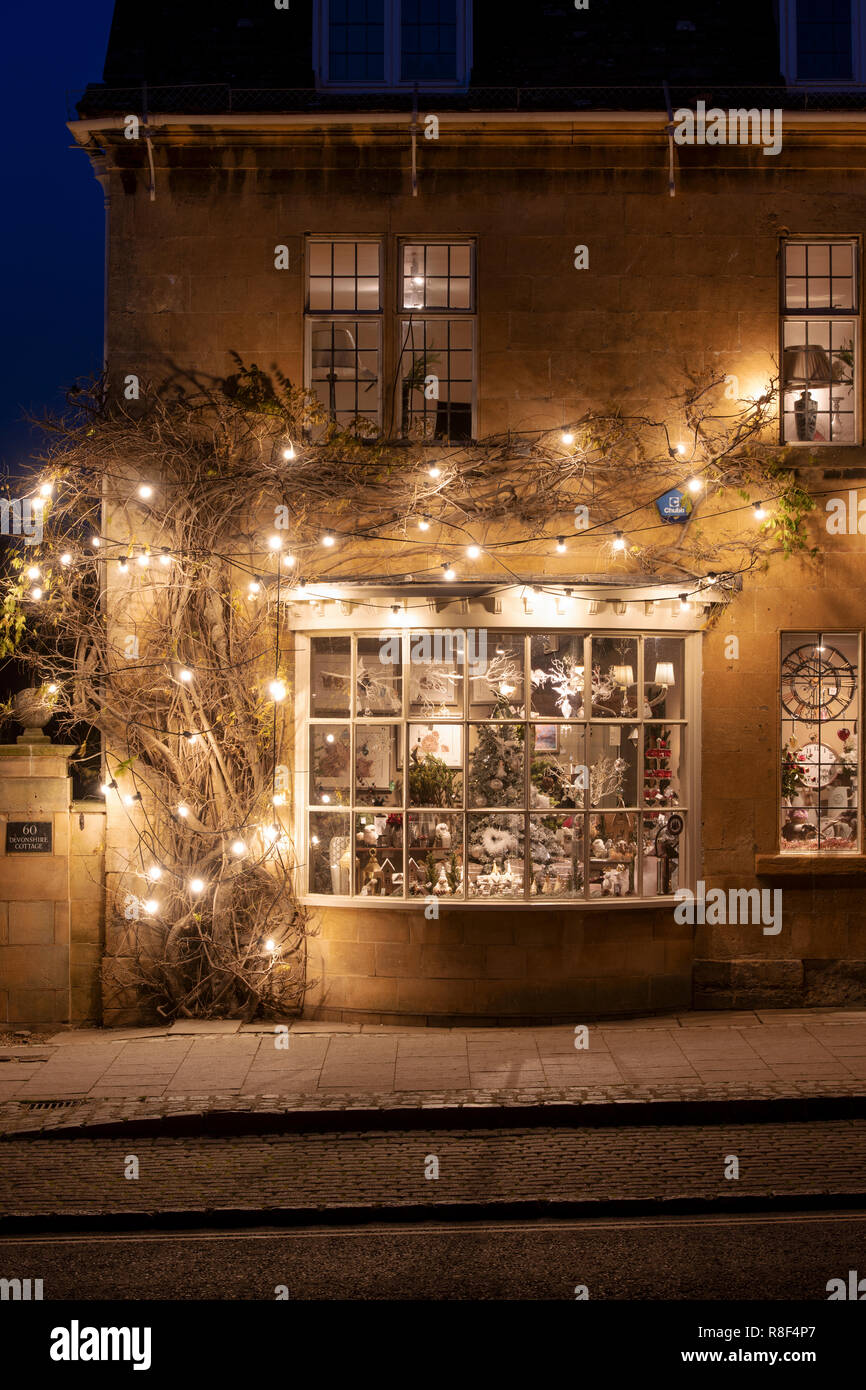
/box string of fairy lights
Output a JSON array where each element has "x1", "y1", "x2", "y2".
[{"x1": 10, "y1": 422, "x2": 796, "y2": 915}]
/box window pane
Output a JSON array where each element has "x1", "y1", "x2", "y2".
[
  {"x1": 355, "y1": 723, "x2": 402, "y2": 805},
  {"x1": 782, "y1": 319, "x2": 856, "y2": 444},
  {"x1": 401, "y1": 0, "x2": 458, "y2": 82},
  {"x1": 329, "y1": 0, "x2": 386, "y2": 82},
  {"x1": 310, "y1": 636, "x2": 351, "y2": 717},
  {"x1": 408, "y1": 726, "x2": 464, "y2": 806},
  {"x1": 409, "y1": 629, "x2": 464, "y2": 715},
  {"x1": 310, "y1": 725, "x2": 351, "y2": 805},
  {"x1": 356, "y1": 634, "x2": 402, "y2": 716},
  {"x1": 407, "y1": 812, "x2": 464, "y2": 898},
  {"x1": 530, "y1": 814, "x2": 584, "y2": 897},
  {"x1": 643, "y1": 636, "x2": 685, "y2": 718},
  {"x1": 307, "y1": 241, "x2": 380, "y2": 312},
  {"x1": 591, "y1": 637, "x2": 638, "y2": 717},
  {"x1": 530, "y1": 633, "x2": 586, "y2": 717},
  {"x1": 589, "y1": 813, "x2": 638, "y2": 897},
  {"x1": 467, "y1": 813, "x2": 525, "y2": 897},
  {"x1": 468, "y1": 722, "x2": 525, "y2": 807},
  {"x1": 401, "y1": 242, "x2": 473, "y2": 311},
  {"x1": 355, "y1": 812, "x2": 403, "y2": 896},
  {"x1": 309, "y1": 320, "x2": 381, "y2": 431},
  {"x1": 780, "y1": 631, "x2": 859, "y2": 852},
  {"x1": 309, "y1": 811, "x2": 351, "y2": 894},
  {"x1": 643, "y1": 724, "x2": 685, "y2": 808},
  {"x1": 401, "y1": 319, "x2": 474, "y2": 440},
  {"x1": 642, "y1": 812, "x2": 682, "y2": 895},
  {"x1": 531, "y1": 722, "x2": 586, "y2": 809},
  {"x1": 468, "y1": 632, "x2": 524, "y2": 718},
  {"x1": 588, "y1": 724, "x2": 638, "y2": 807}
]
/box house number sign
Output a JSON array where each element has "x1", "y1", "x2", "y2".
[{"x1": 5, "y1": 821, "x2": 53, "y2": 853}]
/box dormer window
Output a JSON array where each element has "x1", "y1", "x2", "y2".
[
  {"x1": 780, "y1": 1, "x2": 864, "y2": 87},
  {"x1": 315, "y1": 0, "x2": 472, "y2": 91}
]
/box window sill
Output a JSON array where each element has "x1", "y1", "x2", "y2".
[
  {"x1": 302, "y1": 894, "x2": 679, "y2": 911},
  {"x1": 755, "y1": 852, "x2": 866, "y2": 877}
]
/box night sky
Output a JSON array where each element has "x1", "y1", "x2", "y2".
[{"x1": 1, "y1": 0, "x2": 115, "y2": 478}]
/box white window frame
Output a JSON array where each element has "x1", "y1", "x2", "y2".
[
  {"x1": 314, "y1": 0, "x2": 473, "y2": 92},
  {"x1": 780, "y1": 236, "x2": 860, "y2": 447},
  {"x1": 779, "y1": 0, "x2": 865, "y2": 88},
  {"x1": 294, "y1": 623, "x2": 701, "y2": 908},
  {"x1": 305, "y1": 238, "x2": 384, "y2": 432}
]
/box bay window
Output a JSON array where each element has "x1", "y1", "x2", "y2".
[{"x1": 304, "y1": 628, "x2": 690, "y2": 902}]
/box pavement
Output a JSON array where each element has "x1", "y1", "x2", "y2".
[{"x1": 0, "y1": 1008, "x2": 865, "y2": 1137}]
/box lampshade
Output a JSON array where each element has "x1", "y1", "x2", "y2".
[
  {"x1": 611, "y1": 665, "x2": 634, "y2": 687},
  {"x1": 654, "y1": 662, "x2": 676, "y2": 686},
  {"x1": 783, "y1": 344, "x2": 832, "y2": 384}
]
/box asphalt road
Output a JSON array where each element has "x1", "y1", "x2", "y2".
[{"x1": 2, "y1": 1210, "x2": 864, "y2": 1300}]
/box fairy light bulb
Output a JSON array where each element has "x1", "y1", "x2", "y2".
[
  {"x1": 282, "y1": 553, "x2": 296, "y2": 568},
  {"x1": 556, "y1": 537, "x2": 566, "y2": 554},
  {"x1": 269, "y1": 679, "x2": 287, "y2": 701},
  {"x1": 26, "y1": 565, "x2": 40, "y2": 580},
  {"x1": 47, "y1": 684, "x2": 58, "y2": 694},
  {"x1": 322, "y1": 531, "x2": 336, "y2": 547},
  {"x1": 118, "y1": 559, "x2": 129, "y2": 574},
  {"x1": 265, "y1": 938, "x2": 276, "y2": 952},
  {"x1": 325, "y1": 733, "x2": 335, "y2": 743},
  {"x1": 38, "y1": 482, "x2": 53, "y2": 498},
  {"x1": 282, "y1": 443, "x2": 296, "y2": 461},
  {"x1": 183, "y1": 732, "x2": 200, "y2": 745},
  {"x1": 428, "y1": 465, "x2": 441, "y2": 479},
  {"x1": 137, "y1": 484, "x2": 153, "y2": 500},
  {"x1": 31, "y1": 587, "x2": 43, "y2": 601},
  {"x1": 189, "y1": 878, "x2": 205, "y2": 894},
  {"x1": 687, "y1": 476, "x2": 702, "y2": 494},
  {"x1": 231, "y1": 840, "x2": 246, "y2": 856},
  {"x1": 143, "y1": 899, "x2": 159, "y2": 915},
  {"x1": 178, "y1": 668, "x2": 193, "y2": 683},
  {"x1": 753, "y1": 502, "x2": 767, "y2": 521},
  {"x1": 177, "y1": 803, "x2": 189, "y2": 818},
  {"x1": 418, "y1": 517, "x2": 430, "y2": 531},
  {"x1": 466, "y1": 544, "x2": 481, "y2": 559},
  {"x1": 145, "y1": 865, "x2": 162, "y2": 882},
  {"x1": 678, "y1": 594, "x2": 691, "y2": 613},
  {"x1": 263, "y1": 826, "x2": 279, "y2": 845},
  {"x1": 561, "y1": 430, "x2": 575, "y2": 446},
  {"x1": 91, "y1": 537, "x2": 101, "y2": 549},
  {"x1": 159, "y1": 550, "x2": 172, "y2": 567},
  {"x1": 612, "y1": 531, "x2": 626, "y2": 552},
  {"x1": 268, "y1": 534, "x2": 282, "y2": 551},
  {"x1": 100, "y1": 779, "x2": 117, "y2": 794},
  {"x1": 442, "y1": 563, "x2": 456, "y2": 582},
  {"x1": 310, "y1": 835, "x2": 320, "y2": 846},
  {"x1": 137, "y1": 551, "x2": 149, "y2": 568},
  {"x1": 31, "y1": 496, "x2": 45, "y2": 512},
  {"x1": 60, "y1": 552, "x2": 72, "y2": 566},
  {"x1": 248, "y1": 580, "x2": 261, "y2": 596},
  {"x1": 272, "y1": 792, "x2": 287, "y2": 806}
]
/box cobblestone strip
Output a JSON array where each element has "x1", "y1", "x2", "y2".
[
  {"x1": 0, "y1": 1076, "x2": 864, "y2": 1137},
  {"x1": 1, "y1": 1121, "x2": 864, "y2": 1217}
]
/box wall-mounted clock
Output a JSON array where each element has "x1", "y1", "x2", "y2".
[
  {"x1": 781, "y1": 644, "x2": 856, "y2": 721},
  {"x1": 797, "y1": 741, "x2": 839, "y2": 788}
]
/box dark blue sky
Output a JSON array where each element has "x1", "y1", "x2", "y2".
[{"x1": 0, "y1": 0, "x2": 115, "y2": 475}]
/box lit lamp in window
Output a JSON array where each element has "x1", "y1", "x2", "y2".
[
  {"x1": 311, "y1": 326, "x2": 377, "y2": 422},
  {"x1": 404, "y1": 253, "x2": 425, "y2": 310},
  {"x1": 647, "y1": 660, "x2": 676, "y2": 714},
  {"x1": 611, "y1": 664, "x2": 634, "y2": 714},
  {"x1": 783, "y1": 344, "x2": 832, "y2": 442}
]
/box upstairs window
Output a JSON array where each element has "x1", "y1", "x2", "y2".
[
  {"x1": 780, "y1": 1, "x2": 864, "y2": 86},
  {"x1": 780, "y1": 238, "x2": 859, "y2": 445},
  {"x1": 316, "y1": 0, "x2": 471, "y2": 90}
]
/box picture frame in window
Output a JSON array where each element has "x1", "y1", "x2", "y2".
[
  {"x1": 534, "y1": 724, "x2": 559, "y2": 752},
  {"x1": 408, "y1": 722, "x2": 464, "y2": 769}
]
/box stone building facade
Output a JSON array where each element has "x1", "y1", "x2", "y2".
[{"x1": 41, "y1": 0, "x2": 866, "y2": 1024}]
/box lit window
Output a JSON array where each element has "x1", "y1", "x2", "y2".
[
  {"x1": 780, "y1": 632, "x2": 860, "y2": 852},
  {"x1": 316, "y1": 0, "x2": 471, "y2": 90},
  {"x1": 305, "y1": 630, "x2": 690, "y2": 901},
  {"x1": 399, "y1": 241, "x2": 475, "y2": 442},
  {"x1": 781, "y1": 239, "x2": 858, "y2": 444},
  {"x1": 306, "y1": 241, "x2": 382, "y2": 430}
]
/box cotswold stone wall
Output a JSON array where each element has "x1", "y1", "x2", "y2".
[{"x1": 70, "y1": 114, "x2": 866, "y2": 1019}]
